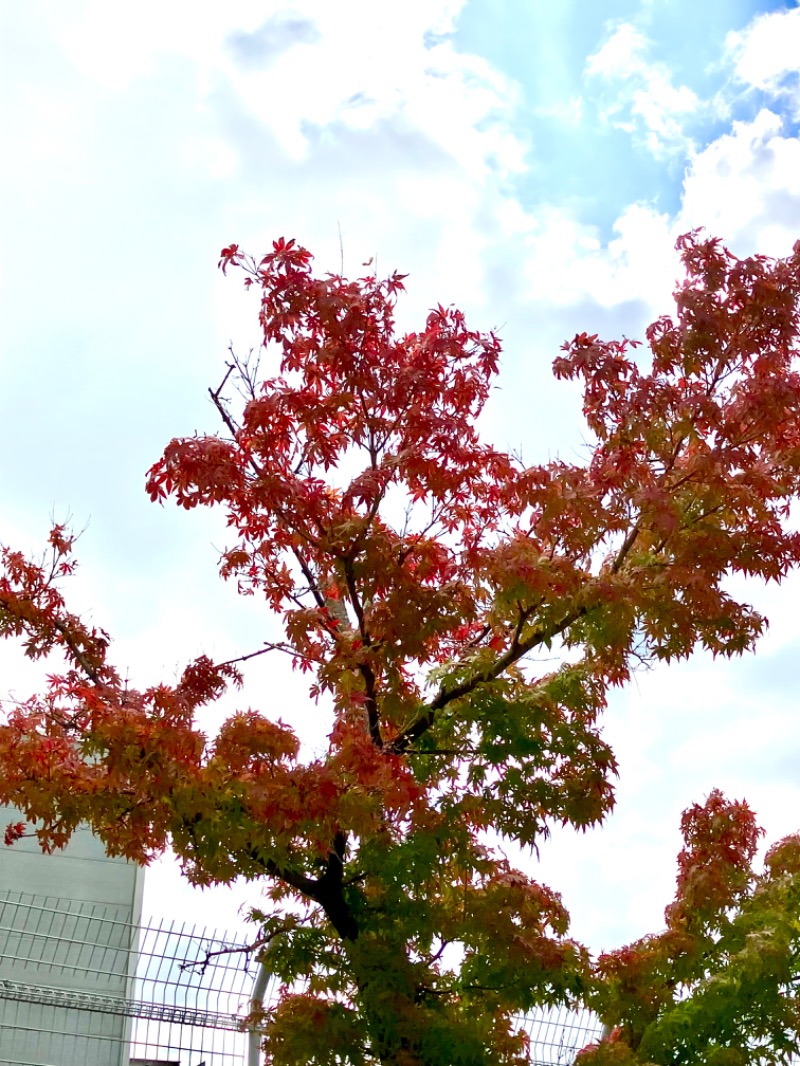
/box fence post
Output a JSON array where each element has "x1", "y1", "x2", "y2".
[{"x1": 247, "y1": 936, "x2": 280, "y2": 1066}]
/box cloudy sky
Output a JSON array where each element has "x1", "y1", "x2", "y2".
[{"x1": 2, "y1": 0, "x2": 800, "y2": 955}]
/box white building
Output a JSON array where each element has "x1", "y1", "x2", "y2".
[{"x1": 0, "y1": 807, "x2": 143, "y2": 1066}]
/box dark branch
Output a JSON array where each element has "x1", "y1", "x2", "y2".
[
  {"x1": 244, "y1": 833, "x2": 359, "y2": 942},
  {"x1": 209, "y1": 371, "x2": 329, "y2": 615},
  {"x1": 51, "y1": 617, "x2": 105, "y2": 685},
  {"x1": 294, "y1": 552, "x2": 328, "y2": 612},
  {"x1": 390, "y1": 602, "x2": 587, "y2": 754},
  {"x1": 215, "y1": 642, "x2": 302, "y2": 669}
]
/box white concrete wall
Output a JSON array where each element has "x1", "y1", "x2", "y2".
[{"x1": 0, "y1": 807, "x2": 143, "y2": 1066}]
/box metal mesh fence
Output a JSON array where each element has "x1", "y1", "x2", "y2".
[
  {"x1": 0, "y1": 891, "x2": 257, "y2": 1065},
  {"x1": 518, "y1": 1006, "x2": 603, "y2": 1065},
  {"x1": 0, "y1": 889, "x2": 603, "y2": 1065}
]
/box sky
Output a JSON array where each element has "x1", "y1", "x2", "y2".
[{"x1": 1, "y1": 0, "x2": 800, "y2": 959}]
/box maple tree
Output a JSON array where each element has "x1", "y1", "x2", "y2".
[
  {"x1": 2, "y1": 232, "x2": 800, "y2": 1064},
  {"x1": 578, "y1": 792, "x2": 800, "y2": 1064}
]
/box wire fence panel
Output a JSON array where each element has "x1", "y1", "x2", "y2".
[
  {"x1": 517, "y1": 1006, "x2": 604, "y2": 1065},
  {"x1": 0, "y1": 889, "x2": 604, "y2": 1065},
  {"x1": 0, "y1": 891, "x2": 137, "y2": 1066},
  {"x1": 0, "y1": 891, "x2": 255, "y2": 1066},
  {"x1": 0, "y1": 997, "x2": 134, "y2": 1066},
  {"x1": 0, "y1": 889, "x2": 610, "y2": 1066},
  {"x1": 0, "y1": 888, "x2": 601, "y2": 1066},
  {"x1": 127, "y1": 915, "x2": 263, "y2": 1065}
]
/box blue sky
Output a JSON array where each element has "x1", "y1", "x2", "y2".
[{"x1": 1, "y1": 0, "x2": 800, "y2": 952}]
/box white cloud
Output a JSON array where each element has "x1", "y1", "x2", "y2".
[
  {"x1": 217, "y1": 5, "x2": 525, "y2": 177},
  {"x1": 53, "y1": 0, "x2": 523, "y2": 179},
  {"x1": 516, "y1": 201, "x2": 677, "y2": 314},
  {"x1": 10, "y1": 89, "x2": 87, "y2": 166},
  {"x1": 585, "y1": 22, "x2": 700, "y2": 159},
  {"x1": 584, "y1": 21, "x2": 699, "y2": 159},
  {"x1": 27, "y1": 0, "x2": 532, "y2": 349},
  {"x1": 535, "y1": 95, "x2": 584, "y2": 126},
  {"x1": 56, "y1": 0, "x2": 315, "y2": 90},
  {"x1": 725, "y1": 4, "x2": 800, "y2": 109},
  {"x1": 585, "y1": 22, "x2": 648, "y2": 79},
  {"x1": 679, "y1": 107, "x2": 800, "y2": 255}
]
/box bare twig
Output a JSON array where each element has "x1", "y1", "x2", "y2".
[{"x1": 215, "y1": 642, "x2": 303, "y2": 669}]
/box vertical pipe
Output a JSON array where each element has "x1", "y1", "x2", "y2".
[{"x1": 247, "y1": 943, "x2": 276, "y2": 1066}]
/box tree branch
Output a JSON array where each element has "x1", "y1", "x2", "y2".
[
  {"x1": 0, "y1": 591, "x2": 105, "y2": 688},
  {"x1": 209, "y1": 371, "x2": 330, "y2": 615},
  {"x1": 340, "y1": 555, "x2": 382, "y2": 748},
  {"x1": 215, "y1": 641, "x2": 305, "y2": 670},
  {"x1": 390, "y1": 602, "x2": 587, "y2": 754}
]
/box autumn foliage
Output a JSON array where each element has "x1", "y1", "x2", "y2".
[{"x1": 2, "y1": 232, "x2": 800, "y2": 1063}]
